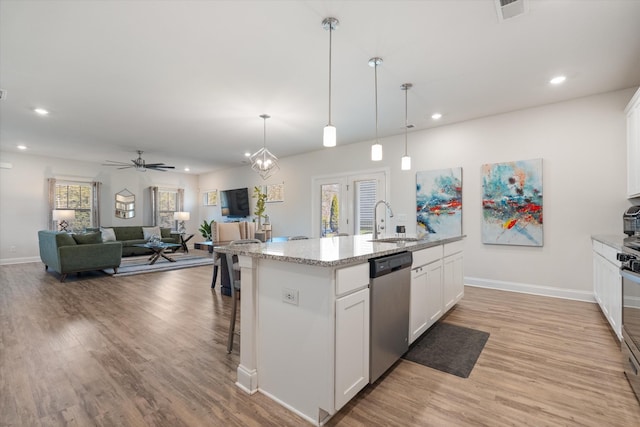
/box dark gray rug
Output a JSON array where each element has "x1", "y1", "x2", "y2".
[{"x1": 403, "y1": 322, "x2": 489, "y2": 378}]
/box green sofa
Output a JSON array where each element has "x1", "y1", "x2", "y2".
[
  {"x1": 38, "y1": 230, "x2": 123, "y2": 282},
  {"x1": 90, "y1": 226, "x2": 179, "y2": 256}
]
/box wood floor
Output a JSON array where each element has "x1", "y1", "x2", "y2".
[{"x1": 2, "y1": 262, "x2": 640, "y2": 426}]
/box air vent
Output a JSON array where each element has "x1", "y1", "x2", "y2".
[
  {"x1": 495, "y1": 0, "x2": 528, "y2": 21},
  {"x1": 0, "y1": 89, "x2": 6, "y2": 100}
]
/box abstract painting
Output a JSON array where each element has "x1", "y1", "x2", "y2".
[
  {"x1": 481, "y1": 158, "x2": 543, "y2": 246},
  {"x1": 416, "y1": 168, "x2": 462, "y2": 238}
]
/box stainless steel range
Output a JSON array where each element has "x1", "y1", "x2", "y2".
[{"x1": 619, "y1": 206, "x2": 640, "y2": 402}]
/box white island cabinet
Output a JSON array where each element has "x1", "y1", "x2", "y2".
[
  {"x1": 409, "y1": 240, "x2": 465, "y2": 344},
  {"x1": 218, "y1": 234, "x2": 464, "y2": 426}
]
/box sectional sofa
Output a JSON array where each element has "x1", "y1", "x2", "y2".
[
  {"x1": 38, "y1": 230, "x2": 122, "y2": 282},
  {"x1": 92, "y1": 226, "x2": 180, "y2": 256}
]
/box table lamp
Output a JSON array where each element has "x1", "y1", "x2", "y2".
[
  {"x1": 53, "y1": 209, "x2": 75, "y2": 232},
  {"x1": 174, "y1": 211, "x2": 190, "y2": 234}
]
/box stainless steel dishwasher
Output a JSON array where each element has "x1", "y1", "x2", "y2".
[{"x1": 369, "y1": 251, "x2": 413, "y2": 383}]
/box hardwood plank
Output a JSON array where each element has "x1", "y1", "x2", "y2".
[{"x1": 1, "y1": 263, "x2": 639, "y2": 426}]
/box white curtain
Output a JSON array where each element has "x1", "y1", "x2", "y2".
[
  {"x1": 150, "y1": 186, "x2": 159, "y2": 226},
  {"x1": 47, "y1": 178, "x2": 56, "y2": 230},
  {"x1": 92, "y1": 181, "x2": 101, "y2": 227}
]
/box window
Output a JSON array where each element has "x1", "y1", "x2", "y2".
[
  {"x1": 55, "y1": 182, "x2": 93, "y2": 230},
  {"x1": 159, "y1": 189, "x2": 179, "y2": 229}
]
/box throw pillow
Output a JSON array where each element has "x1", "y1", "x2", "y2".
[
  {"x1": 143, "y1": 226, "x2": 161, "y2": 240},
  {"x1": 101, "y1": 227, "x2": 116, "y2": 242},
  {"x1": 73, "y1": 232, "x2": 102, "y2": 245},
  {"x1": 56, "y1": 232, "x2": 77, "y2": 247}
]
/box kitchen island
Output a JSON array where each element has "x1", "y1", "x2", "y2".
[{"x1": 216, "y1": 233, "x2": 465, "y2": 425}]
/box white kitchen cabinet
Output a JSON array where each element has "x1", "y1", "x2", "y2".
[
  {"x1": 443, "y1": 242, "x2": 465, "y2": 311},
  {"x1": 409, "y1": 242, "x2": 464, "y2": 344},
  {"x1": 592, "y1": 240, "x2": 622, "y2": 340},
  {"x1": 335, "y1": 287, "x2": 369, "y2": 410},
  {"x1": 410, "y1": 259, "x2": 443, "y2": 343},
  {"x1": 424, "y1": 260, "x2": 444, "y2": 327},
  {"x1": 626, "y1": 87, "x2": 640, "y2": 198}
]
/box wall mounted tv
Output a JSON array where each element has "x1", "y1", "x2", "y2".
[{"x1": 220, "y1": 187, "x2": 250, "y2": 218}]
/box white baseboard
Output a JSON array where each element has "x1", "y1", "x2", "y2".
[
  {"x1": 465, "y1": 276, "x2": 596, "y2": 303},
  {"x1": 0, "y1": 256, "x2": 40, "y2": 265}
]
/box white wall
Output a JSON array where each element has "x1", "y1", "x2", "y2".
[
  {"x1": 199, "y1": 88, "x2": 636, "y2": 299},
  {"x1": 0, "y1": 154, "x2": 199, "y2": 263},
  {"x1": 1, "y1": 89, "x2": 634, "y2": 298}
]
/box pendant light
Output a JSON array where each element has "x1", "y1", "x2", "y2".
[
  {"x1": 401, "y1": 83, "x2": 413, "y2": 171},
  {"x1": 369, "y1": 57, "x2": 383, "y2": 161},
  {"x1": 322, "y1": 17, "x2": 339, "y2": 148},
  {"x1": 250, "y1": 114, "x2": 280, "y2": 180}
]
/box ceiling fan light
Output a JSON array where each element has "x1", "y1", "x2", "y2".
[
  {"x1": 371, "y1": 143, "x2": 383, "y2": 161},
  {"x1": 323, "y1": 125, "x2": 336, "y2": 147},
  {"x1": 401, "y1": 155, "x2": 411, "y2": 171}
]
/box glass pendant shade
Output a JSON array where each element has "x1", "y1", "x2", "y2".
[
  {"x1": 401, "y1": 82, "x2": 413, "y2": 171},
  {"x1": 401, "y1": 155, "x2": 411, "y2": 171},
  {"x1": 322, "y1": 17, "x2": 339, "y2": 148},
  {"x1": 369, "y1": 57, "x2": 383, "y2": 161},
  {"x1": 323, "y1": 125, "x2": 336, "y2": 147},
  {"x1": 371, "y1": 143, "x2": 383, "y2": 161},
  {"x1": 250, "y1": 114, "x2": 280, "y2": 180}
]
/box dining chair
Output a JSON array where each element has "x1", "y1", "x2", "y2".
[{"x1": 226, "y1": 239, "x2": 262, "y2": 353}]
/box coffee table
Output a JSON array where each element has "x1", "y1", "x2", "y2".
[{"x1": 133, "y1": 243, "x2": 182, "y2": 265}]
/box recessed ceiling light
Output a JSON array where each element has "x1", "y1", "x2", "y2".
[
  {"x1": 431, "y1": 113, "x2": 442, "y2": 120},
  {"x1": 17, "y1": 145, "x2": 27, "y2": 150},
  {"x1": 34, "y1": 108, "x2": 49, "y2": 115},
  {"x1": 184, "y1": 167, "x2": 190, "y2": 172},
  {"x1": 244, "y1": 152, "x2": 251, "y2": 157},
  {"x1": 550, "y1": 75, "x2": 566, "y2": 85}
]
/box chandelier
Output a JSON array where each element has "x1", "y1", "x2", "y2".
[{"x1": 250, "y1": 114, "x2": 280, "y2": 180}]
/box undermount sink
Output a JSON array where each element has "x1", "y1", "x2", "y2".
[{"x1": 368, "y1": 237, "x2": 421, "y2": 243}]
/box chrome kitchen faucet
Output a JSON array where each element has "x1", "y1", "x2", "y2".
[{"x1": 373, "y1": 200, "x2": 394, "y2": 240}]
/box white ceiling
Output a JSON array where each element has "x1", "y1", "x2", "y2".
[{"x1": 1, "y1": 0, "x2": 640, "y2": 175}]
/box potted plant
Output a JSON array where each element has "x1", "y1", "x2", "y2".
[
  {"x1": 253, "y1": 186, "x2": 267, "y2": 230},
  {"x1": 199, "y1": 219, "x2": 215, "y2": 241}
]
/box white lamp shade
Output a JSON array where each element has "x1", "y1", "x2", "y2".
[
  {"x1": 174, "y1": 211, "x2": 190, "y2": 221},
  {"x1": 52, "y1": 209, "x2": 76, "y2": 221},
  {"x1": 323, "y1": 125, "x2": 336, "y2": 147},
  {"x1": 401, "y1": 155, "x2": 411, "y2": 171},
  {"x1": 371, "y1": 143, "x2": 383, "y2": 161}
]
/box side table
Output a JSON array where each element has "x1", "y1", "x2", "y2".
[{"x1": 171, "y1": 232, "x2": 194, "y2": 253}]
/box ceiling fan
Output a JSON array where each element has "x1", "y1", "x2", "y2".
[{"x1": 103, "y1": 150, "x2": 175, "y2": 172}]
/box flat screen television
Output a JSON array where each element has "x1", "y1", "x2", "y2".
[{"x1": 220, "y1": 187, "x2": 250, "y2": 218}]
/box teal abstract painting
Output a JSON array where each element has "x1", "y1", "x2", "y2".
[
  {"x1": 416, "y1": 168, "x2": 463, "y2": 238},
  {"x1": 481, "y1": 158, "x2": 543, "y2": 246}
]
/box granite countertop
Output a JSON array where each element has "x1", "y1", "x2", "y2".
[
  {"x1": 215, "y1": 234, "x2": 465, "y2": 267},
  {"x1": 591, "y1": 234, "x2": 628, "y2": 251}
]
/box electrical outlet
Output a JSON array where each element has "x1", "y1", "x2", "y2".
[{"x1": 282, "y1": 288, "x2": 299, "y2": 306}]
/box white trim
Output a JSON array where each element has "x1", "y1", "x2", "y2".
[
  {"x1": 465, "y1": 276, "x2": 595, "y2": 303},
  {"x1": 0, "y1": 257, "x2": 40, "y2": 265},
  {"x1": 257, "y1": 388, "x2": 322, "y2": 426}
]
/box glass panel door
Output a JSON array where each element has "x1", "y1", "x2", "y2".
[
  {"x1": 313, "y1": 171, "x2": 387, "y2": 237},
  {"x1": 354, "y1": 179, "x2": 377, "y2": 235},
  {"x1": 320, "y1": 182, "x2": 344, "y2": 237}
]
